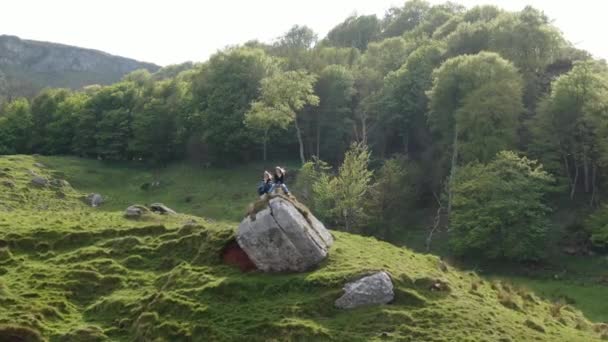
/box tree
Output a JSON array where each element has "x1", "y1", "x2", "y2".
[
  {"x1": 324, "y1": 14, "x2": 381, "y2": 51},
  {"x1": 428, "y1": 52, "x2": 523, "y2": 217},
  {"x1": 272, "y1": 25, "x2": 317, "y2": 70},
  {"x1": 0, "y1": 98, "x2": 32, "y2": 154},
  {"x1": 382, "y1": 0, "x2": 431, "y2": 38},
  {"x1": 450, "y1": 151, "x2": 554, "y2": 260},
  {"x1": 367, "y1": 155, "x2": 418, "y2": 239},
  {"x1": 312, "y1": 142, "x2": 373, "y2": 231},
  {"x1": 312, "y1": 65, "x2": 355, "y2": 161},
  {"x1": 191, "y1": 47, "x2": 276, "y2": 163},
  {"x1": 530, "y1": 61, "x2": 608, "y2": 203},
  {"x1": 247, "y1": 70, "x2": 319, "y2": 164}
]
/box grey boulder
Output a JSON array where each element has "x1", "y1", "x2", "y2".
[
  {"x1": 335, "y1": 272, "x2": 394, "y2": 309},
  {"x1": 236, "y1": 197, "x2": 333, "y2": 272},
  {"x1": 31, "y1": 176, "x2": 48, "y2": 187},
  {"x1": 86, "y1": 193, "x2": 104, "y2": 207},
  {"x1": 149, "y1": 203, "x2": 176, "y2": 215},
  {"x1": 124, "y1": 205, "x2": 149, "y2": 219}
]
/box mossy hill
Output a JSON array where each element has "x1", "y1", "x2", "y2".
[{"x1": 0, "y1": 155, "x2": 606, "y2": 341}]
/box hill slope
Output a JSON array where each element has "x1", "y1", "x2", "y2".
[
  {"x1": 0, "y1": 35, "x2": 160, "y2": 99},
  {"x1": 0, "y1": 155, "x2": 605, "y2": 341}
]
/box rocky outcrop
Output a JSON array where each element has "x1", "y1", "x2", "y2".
[
  {"x1": 335, "y1": 272, "x2": 394, "y2": 309},
  {"x1": 124, "y1": 205, "x2": 150, "y2": 219},
  {"x1": 149, "y1": 203, "x2": 176, "y2": 215},
  {"x1": 236, "y1": 196, "x2": 333, "y2": 273}
]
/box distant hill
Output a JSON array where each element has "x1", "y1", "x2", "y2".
[{"x1": 0, "y1": 35, "x2": 160, "y2": 100}]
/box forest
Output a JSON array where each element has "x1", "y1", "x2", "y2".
[{"x1": 1, "y1": 0, "x2": 608, "y2": 262}]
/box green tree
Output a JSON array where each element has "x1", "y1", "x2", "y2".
[
  {"x1": 191, "y1": 47, "x2": 276, "y2": 163},
  {"x1": 312, "y1": 142, "x2": 373, "y2": 231},
  {"x1": 367, "y1": 155, "x2": 418, "y2": 239},
  {"x1": 450, "y1": 151, "x2": 554, "y2": 260},
  {"x1": 530, "y1": 61, "x2": 608, "y2": 203},
  {"x1": 428, "y1": 52, "x2": 523, "y2": 216},
  {"x1": 248, "y1": 70, "x2": 319, "y2": 164},
  {"x1": 324, "y1": 14, "x2": 381, "y2": 51},
  {"x1": 382, "y1": 0, "x2": 431, "y2": 38},
  {"x1": 313, "y1": 65, "x2": 355, "y2": 161},
  {"x1": 0, "y1": 98, "x2": 32, "y2": 154}
]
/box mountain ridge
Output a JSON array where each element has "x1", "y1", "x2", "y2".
[{"x1": 0, "y1": 34, "x2": 161, "y2": 99}]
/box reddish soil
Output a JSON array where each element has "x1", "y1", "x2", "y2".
[{"x1": 222, "y1": 240, "x2": 257, "y2": 272}]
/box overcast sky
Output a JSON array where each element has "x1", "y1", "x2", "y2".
[{"x1": 1, "y1": 0, "x2": 606, "y2": 66}]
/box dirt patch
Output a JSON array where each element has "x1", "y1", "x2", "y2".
[{"x1": 222, "y1": 240, "x2": 256, "y2": 272}]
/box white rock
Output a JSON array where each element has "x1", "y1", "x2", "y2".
[{"x1": 335, "y1": 272, "x2": 394, "y2": 309}]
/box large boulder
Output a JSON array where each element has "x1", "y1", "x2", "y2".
[
  {"x1": 236, "y1": 196, "x2": 333, "y2": 272},
  {"x1": 335, "y1": 272, "x2": 394, "y2": 309}
]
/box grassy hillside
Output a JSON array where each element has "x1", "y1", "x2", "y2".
[{"x1": 0, "y1": 155, "x2": 606, "y2": 341}]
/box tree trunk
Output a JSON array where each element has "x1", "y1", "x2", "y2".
[
  {"x1": 447, "y1": 126, "x2": 459, "y2": 223},
  {"x1": 583, "y1": 150, "x2": 590, "y2": 193},
  {"x1": 316, "y1": 118, "x2": 320, "y2": 159},
  {"x1": 294, "y1": 117, "x2": 306, "y2": 165},
  {"x1": 570, "y1": 158, "x2": 579, "y2": 200},
  {"x1": 262, "y1": 130, "x2": 268, "y2": 161},
  {"x1": 591, "y1": 162, "x2": 598, "y2": 207}
]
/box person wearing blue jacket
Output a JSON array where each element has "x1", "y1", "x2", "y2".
[{"x1": 257, "y1": 171, "x2": 273, "y2": 197}]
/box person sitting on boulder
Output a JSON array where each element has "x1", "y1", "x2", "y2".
[
  {"x1": 257, "y1": 171, "x2": 273, "y2": 198},
  {"x1": 269, "y1": 166, "x2": 290, "y2": 195}
]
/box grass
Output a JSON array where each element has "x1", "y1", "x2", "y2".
[{"x1": 0, "y1": 155, "x2": 606, "y2": 341}]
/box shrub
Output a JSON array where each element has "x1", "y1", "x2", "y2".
[{"x1": 450, "y1": 151, "x2": 554, "y2": 260}]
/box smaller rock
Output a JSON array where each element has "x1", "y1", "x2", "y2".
[
  {"x1": 86, "y1": 193, "x2": 104, "y2": 207},
  {"x1": 335, "y1": 272, "x2": 394, "y2": 309},
  {"x1": 31, "y1": 176, "x2": 48, "y2": 187},
  {"x1": 149, "y1": 203, "x2": 176, "y2": 215},
  {"x1": 50, "y1": 179, "x2": 70, "y2": 188},
  {"x1": 124, "y1": 205, "x2": 150, "y2": 219},
  {"x1": 34, "y1": 162, "x2": 46, "y2": 168}
]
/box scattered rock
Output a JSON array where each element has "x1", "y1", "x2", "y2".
[
  {"x1": 50, "y1": 179, "x2": 70, "y2": 188},
  {"x1": 1, "y1": 180, "x2": 15, "y2": 188},
  {"x1": 86, "y1": 193, "x2": 103, "y2": 207},
  {"x1": 30, "y1": 176, "x2": 48, "y2": 187},
  {"x1": 34, "y1": 162, "x2": 46, "y2": 168},
  {"x1": 124, "y1": 205, "x2": 150, "y2": 219},
  {"x1": 335, "y1": 272, "x2": 394, "y2": 309},
  {"x1": 149, "y1": 203, "x2": 176, "y2": 215},
  {"x1": 236, "y1": 196, "x2": 333, "y2": 272}
]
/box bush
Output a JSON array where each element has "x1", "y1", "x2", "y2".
[
  {"x1": 450, "y1": 151, "x2": 554, "y2": 260},
  {"x1": 585, "y1": 206, "x2": 608, "y2": 249}
]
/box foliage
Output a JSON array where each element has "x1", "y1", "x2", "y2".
[
  {"x1": 312, "y1": 142, "x2": 373, "y2": 231},
  {"x1": 585, "y1": 206, "x2": 608, "y2": 249},
  {"x1": 450, "y1": 151, "x2": 554, "y2": 260},
  {"x1": 530, "y1": 61, "x2": 608, "y2": 201}
]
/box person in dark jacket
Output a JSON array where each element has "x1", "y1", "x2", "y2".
[
  {"x1": 257, "y1": 171, "x2": 273, "y2": 197},
  {"x1": 269, "y1": 166, "x2": 290, "y2": 195}
]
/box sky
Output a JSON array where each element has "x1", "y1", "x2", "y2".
[{"x1": 1, "y1": 0, "x2": 606, "y2": 66}]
